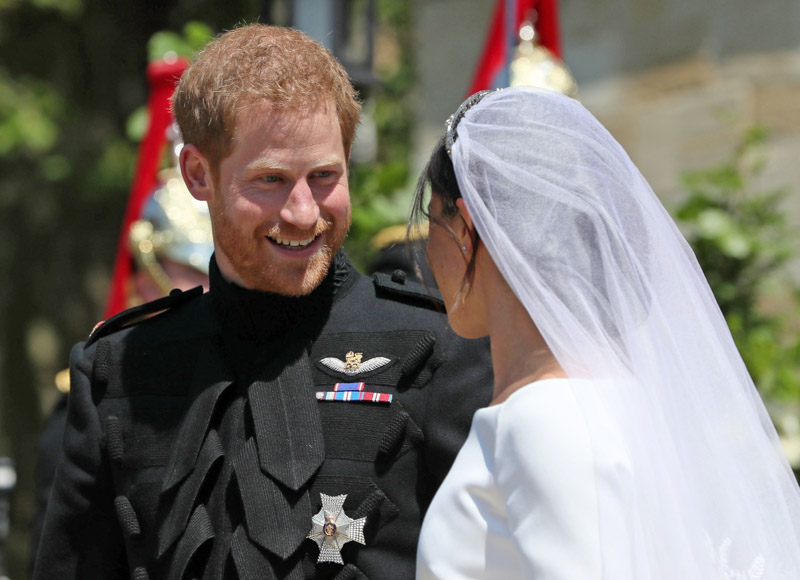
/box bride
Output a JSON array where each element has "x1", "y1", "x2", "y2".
[{"x1": 413, "y1": 87, "x2": 800, "y2": 579}]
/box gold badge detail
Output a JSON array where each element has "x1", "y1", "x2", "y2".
[{"x1": 344, "y1": 351, "x2": 363, "y2": 373}]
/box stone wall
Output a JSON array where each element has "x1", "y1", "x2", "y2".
[{"x1": 579, "y1": 49, "x2": 800, "y2": 276}]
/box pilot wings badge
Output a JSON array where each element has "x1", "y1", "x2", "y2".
[{"x1": 319, "y1": 351, "x2": 391, "y2": 376}]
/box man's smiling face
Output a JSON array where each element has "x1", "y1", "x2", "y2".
[{"x1": 206, "y1": 101, "x2": 351, "y2": 295}]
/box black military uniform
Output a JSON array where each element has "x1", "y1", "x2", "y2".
[
  {"x1": 30, "y1": 391, "x2": 69, "y2": 566},
  {"x1": 34, "y1": 253, "x2": 492, "y2": 579}
]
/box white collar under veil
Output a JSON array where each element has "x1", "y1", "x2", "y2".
[{"x1": 448, "y1": 87, "x2": 800, "y2": 578}]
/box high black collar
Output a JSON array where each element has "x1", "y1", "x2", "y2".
[{"x1": 209, "y1": 251, "x2": 356, "y2": 342}]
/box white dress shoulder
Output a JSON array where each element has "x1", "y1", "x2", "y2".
[{"x1": 416, "y1": 378, "x2": 636, "y2": 579}]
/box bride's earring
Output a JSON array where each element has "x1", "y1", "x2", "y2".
[{"x1": 461, "y1": 245, "x2": 468, "y2": 254}]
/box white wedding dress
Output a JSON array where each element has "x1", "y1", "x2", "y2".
[
  {"x1": 416, "y1": 87, "x2": 800, "y2": 578},
  {"x1": 417, "y1": 378, "x2": 637, "y2": 580}
]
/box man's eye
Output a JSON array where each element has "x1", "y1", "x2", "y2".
[
  {"x1": 261, "y1": 175, "x2": 280, "y2": 183},
  {"x1": 315, "y1": 171, "x2": 332, "y2": 178}
]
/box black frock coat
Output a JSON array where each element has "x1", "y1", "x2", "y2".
[{"x1": 33, "y1": 254, "x2": 493, "y2": 579}]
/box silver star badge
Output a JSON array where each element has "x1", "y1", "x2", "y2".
[{"x1": 307, "y1": 493, "x2": 366, "y2": 564}]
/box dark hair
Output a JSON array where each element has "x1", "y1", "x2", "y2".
[{"x1": 409, "y1": 136, "x2": 481, "y2": 297}]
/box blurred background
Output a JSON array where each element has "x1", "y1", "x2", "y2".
[{"x1": 1, "y1": 0, "x2": 800, "y2": 577}]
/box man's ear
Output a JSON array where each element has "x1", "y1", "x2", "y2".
[
  {"x1": 455, "y1": 198, "x2": 475, "y2": 250},
  {"x1": 180, "y1": 144, "x2": 214, "y2": 202}
]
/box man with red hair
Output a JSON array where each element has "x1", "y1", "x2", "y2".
[{"x1": 34, "y1": 24, "x2": 491, "y2": 579}]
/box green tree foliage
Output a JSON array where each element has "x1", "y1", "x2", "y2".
[
  {"x1": 345, "y1": 0, "x2": 416, "y2": 269},
  {"x1": 675, "y1": 127, "x2": 800, "y2": 401},
  {"x1": 148, "y1": 21, "x2": 215, "y2": 63},
  {"x1": 0, "y1": 69, "x2": 62, "y2": 157}
]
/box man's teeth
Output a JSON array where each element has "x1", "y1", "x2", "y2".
[{"x1": 270, "y1": 235, "x2": 316, "y2": 248}]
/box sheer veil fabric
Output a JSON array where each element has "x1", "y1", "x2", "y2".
[{"x1": 450, "y1": 87, "x2": 800, "y2": 578}]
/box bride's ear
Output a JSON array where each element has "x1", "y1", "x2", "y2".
[{"x1": 455, "y1": 198, "x2": 475, "y2": 251}]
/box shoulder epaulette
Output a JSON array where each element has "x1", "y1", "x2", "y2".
[
  {"x1": 373, "y1": 270, "x2": 444, "y2": 312},
  {"x1": 85, "y1": 286, "x2": 203, "y2": 348}
]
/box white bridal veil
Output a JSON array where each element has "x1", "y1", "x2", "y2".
[{"x1": 449, "y1": 87, "x2": 800, "y2": 578}]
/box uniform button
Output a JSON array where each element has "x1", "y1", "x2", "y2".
[{"x1": 391, "y1": 269, "x2": 407, "y2": 284}]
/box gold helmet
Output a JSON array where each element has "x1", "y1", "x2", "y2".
[
  {"x1": 510, "y1": 20, "x2": 577, "y2": 97},
  {"x1": 129, "y1": 167, "x2": 214, "y2": 296}
]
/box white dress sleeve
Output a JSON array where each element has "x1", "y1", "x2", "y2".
[{"x1": 493, "y1": 379, "x2": 635, "y2": 579}]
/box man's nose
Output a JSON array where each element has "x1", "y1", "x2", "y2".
[{"x1": 280, "y1": 181, "x2": 320, "y2": 229}]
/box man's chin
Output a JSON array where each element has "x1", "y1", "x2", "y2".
[{"x1": 247, "y1": 250, "x2": 335, "y2": 296}]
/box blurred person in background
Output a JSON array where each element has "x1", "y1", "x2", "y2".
[{"x1": 368, "y1": 223, "x2": 436, "y2": 288}]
